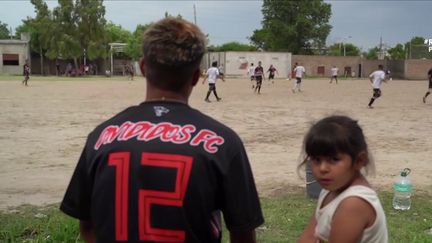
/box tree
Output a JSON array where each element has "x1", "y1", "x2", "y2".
[
  {"x1": 75, "y1": 0, "x2": 108, "y2": 61},
  {"x1": 342, "y1": 43, "x2": 361, "y2": 56},
  {"x1": 327, "y1": 42, "x2": 360, "y2": 56},
  {"x1": 22, "y1": 0, "x2": 54, "y2": 75},
  {"x1": 405, "y1": 36, "x2": 431, "y2": 59},
  {"x1": 48, "y1": 0, "x2": 80, "y2": 65},
  {"x1": 208, "y1": 42, "x2": 257, "y2": 52},
  {"x1": 0, "y1": 21, "x2": 10, "y2": 39},
  {"x1": 47, "y1": 0, "x2": 108, "y2": 70},
  {"x1": 250, "y1": 0, "x2": 332, "y2": 54},
  {"x1": 105, "y1": 22, "x2": 132, "y2": 44},
  {"x1": 327, "y1": 43, "x2": 342, "y2": 56},
  {"x1": 125, "y1": 24, "x2": 150, "y2": 60},
  {"x1": 387, "y1": 44, "x2": 405, "y2": 60},
  {"x1": 364, "y1": 47, "x2": 379, "y2": 60}
]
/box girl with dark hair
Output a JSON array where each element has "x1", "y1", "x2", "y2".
[{"x1": 298, "y1": 115, "x2": 388, "y2": 243}]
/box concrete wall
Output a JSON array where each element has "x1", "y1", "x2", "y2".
[
  {"x1": 0, "y1": 41, "x2": 30, "y2": 75},
  {"x1": 203, "y1": 51, "x2": 292, "y2": 78},
  {"x1": 292, "y1": 55, "x2": 361, "y2": 77},
  {"x1": 362, "y1": 60, "x2": 386, "y2": 78}
]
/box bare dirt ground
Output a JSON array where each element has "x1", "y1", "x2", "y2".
[{"x1": 0, "y1": 76, "x2": 431, "y2": 210}]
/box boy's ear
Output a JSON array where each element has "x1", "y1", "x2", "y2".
[
  {"x1": 191, "y1": 68, "x2": 200, "y2": 86},
  {"x1": 354, "y1": 151, "x2": 368, "y2": 169},
  {"x1": 139, "y1": 58, "x2": 146, "y2": 77}
]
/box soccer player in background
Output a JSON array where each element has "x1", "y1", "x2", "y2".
[
  {"x1": 248, "y1": 63, "x2": 255, "y2": 88},
  {"x1": 254, "y1": 61, "x2": 265, "y2": 94},
  {"x1": 60, "y1": 17, "x2": 264, "y2": 243},
  {"x1": 203, "y1": 61, "x2": 225, "y2": 102},
  {"x1": 330, "y1": 65, "x2": 339, "y2": 84},
  {"x1": 267, "y1": 64, "x2": 278, "y2": 84},
  {"x1": 292, "y1": 63, "x2": 306, "y2": 93},
  {"x1": 422, "y1": 67, "x2": 432, "y2": 103},
  {"x1": 22, "y1": 61, "x2": 30, "y2": 86},
  {"x1": 367, "y1": 64, "x2": 387, "y2": 109}
]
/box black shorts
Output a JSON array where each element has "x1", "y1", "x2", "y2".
[
  {"x1": 269, "y1": 74, "x2": 274, "y2": 79},
  {"x1": 250, "y1": 76, "x2": 255, "y2": 81},
  {"x1": 332, "y1": 75, "x2": 337, "y2": 79},
  {"x1": 296, "y1": 77, "x2": 302, "y2": 84},
  {"x1": 373, "y1": 88, "x2": 381, "y2": 98},
  {"x1": 209, "y1": 83, "x2": 216, "y2": 91},
  {"x1": 255, "y1": 76, "x2": 262, "y2": 86}
]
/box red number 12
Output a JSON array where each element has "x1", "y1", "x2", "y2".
[{"x1": 108, "y1": 152, "x2": 193, "y2": 242}]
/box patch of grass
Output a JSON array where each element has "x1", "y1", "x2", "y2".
[
  {"x1": 0, "y1": 204, "x2": 81, "y2": 243},
  {"x1": 1, "y1": 191, "x2": 431, "y2": 242}
]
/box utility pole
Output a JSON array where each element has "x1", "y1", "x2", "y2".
[{"x1": 193, "y1": 3, "x2": 197, "y2": 25}]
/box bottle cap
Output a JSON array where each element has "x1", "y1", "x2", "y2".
[{"x1": 400, "y1": 168, "x2": 411, "y2": 177}]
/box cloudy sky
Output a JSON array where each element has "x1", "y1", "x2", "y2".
[{"x1": 0, "y1": 0, "x2": 431, "y2": 51}]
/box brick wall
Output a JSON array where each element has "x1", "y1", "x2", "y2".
[{"x1": 404, "y1": 59, "x2": 432, "y2": 80}]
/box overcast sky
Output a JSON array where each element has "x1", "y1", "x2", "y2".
[{"x1": 1, "y1": 0, "x2": 431, "y2": 51}]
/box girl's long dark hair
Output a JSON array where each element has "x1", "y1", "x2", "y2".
[{"x1": 297, "y1": 115, "x2": 374, "y2": 175}]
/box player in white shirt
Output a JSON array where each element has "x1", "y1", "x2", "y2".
[
  {"x1": 203, "y1": 61, "x2": 224, "y2": 102},
  {"x1": 330, "y1": 65, "x2": 339, "y2": 84},
  {"x1": 292, "y1": 63, "x2": 306, "y2": 93},
  {"x1": 367, "y1": 64, "x2": 387, "y2": 109},
  {"x1": 248, "y1": 63, "x2": 255, "y2": 88}
]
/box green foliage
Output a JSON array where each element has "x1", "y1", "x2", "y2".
[
  {"x1": 47, "y1": 0, "x2": 107, "y2": 61},
  {"x1": 405, "y1": 36, "x2": 432, "y2": 59},
  {"x1": 0, "y1": 21, "x2": 10, "y2": 39},
  {"x1": 364, "y1": 47, "x2": 380, "y2": 60},
  {"x1": 125, "y1": 24, "x2": 150, "y2": 60},
  {"x1": 327, "y1": 43, "x2": 360, "y2": 56},
  {"x1": 251, "y1": 0, "x2": 332, "y2": 54},
  {"x1": 75, "y1": 0, "x2": 108, "y2": 60},
  {"x1": 105, "y1": 22, "x2": 132, "y2": 44},
  {"x1": 327, "y1": 43, "x2": 342, "y2": 56},
  {"x1": 343, "y1": 43, "x2": 361, "y2": 56},
  {"x1": 387, "y1": 43, "x2": 406, "y2": 60},
  {"x1": 208, "y1": 42, "x2": 257, "y2": 52}
]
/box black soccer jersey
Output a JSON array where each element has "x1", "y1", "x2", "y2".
[
  {"x1": 428, "y1": 68, "x2": 432, "y2": 88},
  {"x1": 60, "y1": 101, "x2": 264, "y2": 243}
]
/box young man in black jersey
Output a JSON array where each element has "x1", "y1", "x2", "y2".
[
  {"x1": 60, "y1": 17, "x2": 263, "y2": 243},
  {"x1": 423, "y1": 67, "x2": 432, "y2": 103}
]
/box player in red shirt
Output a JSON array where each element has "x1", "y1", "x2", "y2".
[{"x1": 60, "y1": 17, "x2": 264, "y2": 243}]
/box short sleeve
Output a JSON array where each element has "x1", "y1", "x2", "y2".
[
  {"x1": 220, "y1": 146, "x2": 264, "y2": 232},
  {"x1": 60, "y1": 142, "x2": 93, "y2": 221}
]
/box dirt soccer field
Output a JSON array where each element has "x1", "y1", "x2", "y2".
[{"x1": 0, "y1": 76, "x2": 431, "y2": 209}]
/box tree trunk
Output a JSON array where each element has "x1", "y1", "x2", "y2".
[
  {"x1": 73, "y1": 58, "x2": 79, "y2": 75},
  {"x1": 39, "y1": 46, "x2": 44, "y2": 76}
]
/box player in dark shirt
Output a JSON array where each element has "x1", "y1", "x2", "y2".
[
  {"x1": 267, "y1": 64, "x2": 278, "y2": 84},
  {"x1": 60, "y1": 17, "x2": 264, "y2": 243},
  {"x1": 22, "y1": 62, "x2": 30, "y2": 86},
  {"x1": 423, "y1": 68, "x2": 432, "y2": 103},
  {"x1": 254, "y1": 61, "x2": 265, "y2": 94}
]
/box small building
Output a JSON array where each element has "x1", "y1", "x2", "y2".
[{"x1": 0, "y1": 33, "x2": 31, "y2": 75}]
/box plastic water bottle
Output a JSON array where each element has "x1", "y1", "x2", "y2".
[{"x1": 392, "y1": 168, "x2": 412, "y2": 210}]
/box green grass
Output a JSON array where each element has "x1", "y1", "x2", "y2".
[{"x1": 1, "y1": 191, "x2": 431, "y2": 242}]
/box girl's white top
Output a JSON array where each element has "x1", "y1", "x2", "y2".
[{"x1": 315, "y1": 185, "x2": 388, "y2": 243}]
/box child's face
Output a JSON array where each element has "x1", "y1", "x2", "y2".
[{"x1": 310, "y1": 152, "x2": 360, "y2": 192}]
